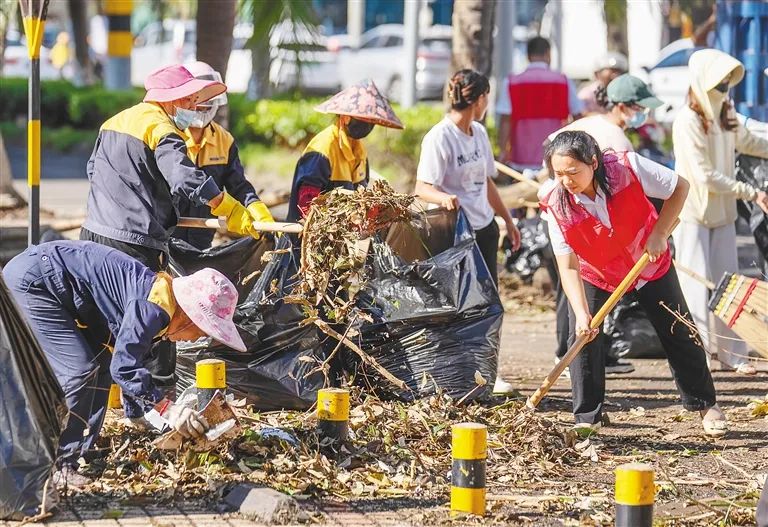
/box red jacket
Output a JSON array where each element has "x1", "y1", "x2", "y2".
[{"x1": 540, "y1": 153, "x2": 671, "y2": 292}]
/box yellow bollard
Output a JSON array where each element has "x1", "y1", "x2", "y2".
[
  {"x1": 451, "y1": 422, "x2": 486, "y2": 516},
  {"x1": 108, "y1": 384, "x2": 122, "y2": 409},
  {"x1": 196, "y1": 359, "x2": 226, "y2": 409},
  {"x1": 316, "y1": 388, "x2": 349, "y2": 441},
  {"x1": 615, "y1": 463, "x2": 654, "y2": 527}
]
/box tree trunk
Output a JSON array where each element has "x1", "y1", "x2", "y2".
[
  {"x1": 446, "y1": 0, "x2": 496, "y2": 107},
  {"x1": 68, "y1": 0, "x2": 94, "y2": 85},
  {"x1": 0, "y1": 133, "x2": 26, "y2": 209},
  {"x1": 249, "y1": 38, "x2": 272, "y2": 101},
  {"x1": 0, "y1": 1, "x2": 18, "y2": 73},
  {"x1": 196, "y1": 0, "x2": 236, "y2": 126},
  {"x1": 604, "y1": 0, "x2": 628, "y2": 55}
]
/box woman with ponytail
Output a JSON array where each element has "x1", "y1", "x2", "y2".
[
  {"x1": 540, "y1": 130, "x2": 726, "y2": 438},
  {"x1": 672, "y1": 49, "x2": 768, "y2": 375},
  {"x1": 415, "y1": 69, "x2": 521, "y2": 394}
]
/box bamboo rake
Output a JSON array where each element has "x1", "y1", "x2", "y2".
[{"x1": 525, "y1": 219, "x2": 681, "y2": 409}]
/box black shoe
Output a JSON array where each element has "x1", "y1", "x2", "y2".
[{"x1": 605, "y1": 357, "x2": 635, "y2": 375}]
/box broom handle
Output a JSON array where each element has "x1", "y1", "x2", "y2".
[
  {"x1": 494, "y1": 161, "x2": 542, "y2": 190},
  {"x1": 673, "y1": 260, "x2": 716, "y2": 290},
  {"x1": 176, "y1": 217, "x2": 303, "y2": 234},
  {"x1": 526, "y1": 218, "x2": 680, "y2": 409}
]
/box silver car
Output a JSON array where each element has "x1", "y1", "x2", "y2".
[{"x1": 338, "y1": 24, "x2": 452, "y2": 101}]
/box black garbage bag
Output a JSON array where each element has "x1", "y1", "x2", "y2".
[
  {"x1": 352, "y1": 209, "x2": 503, "y2": 401},
  {"x1": 168, "y1": 236, "x2": 274, "y2": 300},
  {"x1": 174, "y1": 234, "x2": 330, "y2": 411},
  {"x1": 735, "y1": 154, "x2": 768, "y2": 260},
  {"x1": 0, "y1": 275, "x2": 66, "y2": 520},
  {"x1": 603, "y1": 296, "x2": 665, "y2": 359},
  {"x1": 503, "y1": 217, "x2": 553, "y2": 283}
]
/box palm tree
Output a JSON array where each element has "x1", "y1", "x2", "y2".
[
  {"x1": 196, "y1": 0, "x2": 235, "y2": 80},
  {"x1": 68, "y1": 0, "x2": 94, "y2": 85},
  {"x1": 449, "y1": 0, "x2": 496, "y2": 76},
  {"x1": 239, "y1": 0, "x2": 318, "y2": 99}
]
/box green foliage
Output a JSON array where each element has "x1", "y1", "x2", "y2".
[
  {"x1": 0, "y1": 78, "x2": 142, "y2": 128},
  {"x1": 230, "y1": 96, "x2": 332, "y2": 147}
]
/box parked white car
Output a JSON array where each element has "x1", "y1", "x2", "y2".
[
  {"x1": 131, "y1": 20, "x2": 195, "y2": 87},
  {"x1": 2, "y1": 28, "x2": 61, "y2": 80},
  {"x1": 638, "y1": 39, "x2": 706, "y2": 123},
  {"x1": 337, "y1": 24, "x2": 453, "y2": 101}
]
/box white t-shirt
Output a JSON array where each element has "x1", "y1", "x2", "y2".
[
  {"x1": 548, "y1": 115, "x2": 634, "y2": 153},
  {"x1": 539, "y1": 151, "x2": 678, "y2": 256},
  {"x1": 417, "y1": 117, "x2": 496, "y2": 229}
]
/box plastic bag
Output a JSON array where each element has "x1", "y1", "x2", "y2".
[
  {"x1": 0, "y1": 275, "x2": 66, "y2": 520},
  {"x1": 352, "y1": 210, "x2": 503, "y2": 401},
  {"x1": 174, "y1": 234, "x2": 331, "y2": 411},
  {"x1": 603, "y1": 296, "x2": 665, "y2": 359},
  {"x1": 735, "y1": 155, "x2": 768, "y2": 260},
  {"x1": 503, "y1": 217, "x2": 553, "y2": 283}
]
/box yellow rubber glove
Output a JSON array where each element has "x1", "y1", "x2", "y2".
[
  {"x1": 210, "y1": 192, "x2": 259, "y2": 238},
  {"x1": 247, "y1": 201, "x2": 275, "y2": 224}
]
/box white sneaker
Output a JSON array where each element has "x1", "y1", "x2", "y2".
[
  {"x1": 572, "y1": 422, "x2": 602, "y2": 438},
  {"x1": 492, "y1": 377, "x2": 516, "y2": 394}
]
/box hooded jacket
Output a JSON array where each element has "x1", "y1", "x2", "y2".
[{"x1": 673, "y1": 49, "x2": 768, "y2": 228}]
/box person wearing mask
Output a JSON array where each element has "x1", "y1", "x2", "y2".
[
  {"x1": 540, "y1": 130, "x2": 726, "y2": 438},
  {"x1": 547, "y1": 74, "x2": 664, "y2": 375},
  {"x1": 287, "y1": 79, "x2": 403, "y2": 221},
  {"x1": 3, "y1": 241, "x2": 246, "y2": 487},
  {"x1": 415, "y1": 69, "x2": 522, "y2": 394},
  {"x1": 672, "y1": 49, "x2": 768, "y2": 375},
  {"x1": 577, "y1": 52, "x2": 629, "y2": 115},
  {"x1": 80, "y1": 64, "x2": 260, "y2": 415},
  {"x1": 172, "y1": 61, "x2": 274, "y2": 250},
  {"x1": 497, "y1": 36, "x2": 584, "y2": 171}
]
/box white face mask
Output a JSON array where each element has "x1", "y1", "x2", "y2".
[
  {"x1": 172, "y1": 107, "x2": 197, "y2": 130},
  {"x1": 188, "y1": 103, "x2": 219, "y2": 129}
]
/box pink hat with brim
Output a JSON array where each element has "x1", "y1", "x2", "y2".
[
  {"x1": 143, "y1": 64, "x2": 227, "y2": 104},
  {"x1": 172, "y1": 268, "x2": 246, "y2": 353}
]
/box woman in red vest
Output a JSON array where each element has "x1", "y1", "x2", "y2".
[{"x1": 539, "y1": 130, "x2": 726, "y2": 437}]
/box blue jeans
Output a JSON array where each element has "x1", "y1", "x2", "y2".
[{"x1": 3, "y1": 250, "x2": 112, "y2": 466}]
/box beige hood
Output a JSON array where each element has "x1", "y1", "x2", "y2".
[{"x1": 688, "y1": 49, "x2": 744, "y2": 121}]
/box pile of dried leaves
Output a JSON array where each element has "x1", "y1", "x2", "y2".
[
  {"x1": 287, "y1": 179, "x2": 414, "y2": 324},
  {"x1": 88, "y1": 391, "x2": 580, "y2": 502}
]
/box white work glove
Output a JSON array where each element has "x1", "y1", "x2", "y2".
[{"x1": 163, "y1": 403, "x2": 209, "y2": 439}]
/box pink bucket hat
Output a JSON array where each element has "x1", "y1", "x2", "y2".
[
  {"x1": 143, "y1": 64, "x2": 227, "y2": 104},
  {"x1": 172, "y1": 268, "x2": 246, "y2": 352}
]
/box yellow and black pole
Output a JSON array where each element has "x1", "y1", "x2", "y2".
[
  {"x1": 316, "y1": 388, "x2": 349, "y2": 441},
  {"x1": 615, "y1": 463, "x2": 655, "y2": 526},
  {"x1": 451, "y1": 422, "x2": 487, "y2": 516},
  {"x1": 196, "y1": 359, "x2": 226, "y2": 409},
  {"x1": 104, "y1": 0, "x2": 132, "y2": 90},
  {"x1": 18, "y1": 0, "x2": 49, "y2": 246}
]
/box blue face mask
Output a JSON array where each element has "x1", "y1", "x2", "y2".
[
  {"x1": 172, "y1": 107, "x2": 197, "y2": 130},
  {"x1": 626, "y1": 109, "x2": 648, "y2": 129}
]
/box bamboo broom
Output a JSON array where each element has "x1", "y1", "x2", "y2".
[{"x1": 675, "y1": 263, "x2": 768, "y2": 359}]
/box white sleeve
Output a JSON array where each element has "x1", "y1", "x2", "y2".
[
  {"x1": 538, "y1": 179, "x2": 573, "y2": 255},
  {"x1": 416, "y1": 128, "x2": 448, "y2": 187},
  {"x1": 625, "y1": 152, "x2": 678, "y2": 200},
  {"x1": 495, "y1": 78, "x2": 511, "y2": 115},
  {"x1": 480, "y1": 126, "x2": 497, "y2": 179}
]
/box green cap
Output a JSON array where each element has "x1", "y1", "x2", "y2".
[{"x1": 606, "y1": 74, "x2": 663, "y2": 109}]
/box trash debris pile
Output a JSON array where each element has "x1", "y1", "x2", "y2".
[
  {"x1": 173, "y1": 182, "x2": 503, "y2": 408},
  {"x1": 86, "y1": 392, "x2": 580, "y2": 501}
]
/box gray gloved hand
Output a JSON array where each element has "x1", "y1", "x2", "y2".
[{"x1": 163, "y1": 403, "x2": 209, "y2": 439}]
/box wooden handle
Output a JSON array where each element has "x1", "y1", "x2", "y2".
[
  {"x1": 176, "y1": 217, "x2": 303, "y2": 234},
  {"x1": 494, "y1": 161, "x2": 542, "y2": 190},
  {"x1": 673, "y1": 260, "x2": 716, "y2": 290},
  {"x1": 526, "y1": 218, "x2": 680, "y2": 410}
]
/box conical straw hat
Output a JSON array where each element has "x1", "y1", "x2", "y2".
[{"x1": 314, "y1": 79, "x2": 404, "y2": 129}]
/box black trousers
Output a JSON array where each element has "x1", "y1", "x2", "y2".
[
  {"x1": 567, "y1": 265, "x2": 716, "y2": 424},
  {"x1": 79, "y1": 228, "x2": 176, "y2": 415},
  {"x1": 475, "y1": 219, "x2": 500, "y2": 286}
]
